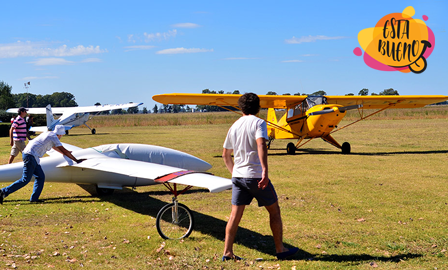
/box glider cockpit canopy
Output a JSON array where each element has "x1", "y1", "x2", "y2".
[{"x1": 91, "y1": 143, "x2": 212, "y2": 172}]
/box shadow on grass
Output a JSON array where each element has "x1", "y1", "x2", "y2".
[
  {"x1": 29, "y1": 185, "x2": 419, "y2": 263},
  {"x1": 5, "y1": 186, "x2": 424, "y2": 263},
  {"x1": 314, "y1": 252, "x2": 422, "y2": 264}
]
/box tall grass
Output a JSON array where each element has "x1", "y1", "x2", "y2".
[{"x1": 84, "y1": 106, "x2": 448, "y2": 130}]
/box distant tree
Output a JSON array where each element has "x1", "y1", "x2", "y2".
[
  {"x1": 153, "y1": 104, "x2": 158, "y2": 114},
  {"x1": 111, "y1": 109, "x2": 123, "y2": 114},
  {"x1": 218, "y1": 90, "x2": 224, "y2": 94},
  {"x1": 312, "y1": 90, "x2": 326, "y2": 96},
  {"x1": 379, "y1": 88, "x2": 399, "y2": 95},
  {"x1": 371, "y1": 92, "x2": 378, "y2": 96},
  {"x1": 94, "y1": 102, "x2": 101, "y2": 106},
  {"x1": 202, "y1": 89, "x2": 211, "y2": 94},
  {"x1": 186, "y1": 105, "x2": 191, "y2": 112},
  {"x1": 163, "y1": 104, "x2": 170, "y2": 113},
  {"x1": 266, "y1": 91, "x2": 277, "y2": 95},
  {"x1": 283, "y1": 93, "x2": 291, "y2": 95},
  {"x1": 358, "y1": 88, "x2": 369, "y2": 96},
  {"x1": 345, "y1": 93, "x2": 354, "y2": 96},
  {"x1": 49, "y1": 92, "x2": 77, "y2": 107},
  {"x1": 127, "y1": 104, "x2": 139, "y2": 114},
  {"x1": 294, "y1": 92, "x2": 301, "y2": 96},
  {"x1": 142, "y1": 107, "x2": 148, "y2": 114},
  {"x1": 172, "y1": 105, "x2": 181, "y2": 113},
  {"x1": 0, "y1": 81, "x2": 16, "y2": 110},
  {"x1": 232, "y1": 90, "x2": 240, "y2": 94}
]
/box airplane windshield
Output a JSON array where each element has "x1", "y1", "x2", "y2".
[
  {"x1": 287, "y1": 96, "x2": 327, "y2": 118},
  {"x1": 306, "y1": 96, "x2": 328, "y2": 108}
]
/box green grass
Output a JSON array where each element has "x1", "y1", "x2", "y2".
[{"x1": 1, "y1": 110, "x2": 448, "y2": 269}]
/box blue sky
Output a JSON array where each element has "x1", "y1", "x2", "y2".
[{"x1": 1, "y1": 0, "x2": 446, "y2": 111}]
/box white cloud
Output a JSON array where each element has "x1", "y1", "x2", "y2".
[
  {"x1": 124, "y1": 45, "x2": 156, "y2": 52},
  {"x1": 224, "y1": 57, "x2": 260, "y2": 60},
  {"x1": 144, "y1": 30, "x2": 177, "y2": 42},
  {"x1": 22, "y1": 76, "x2": 59, "y2": 80},
  {"x1": 81, "y1": 58, "x2": 102, "y2": 63},
  {"x1": 282, "y1": 60, "x2": 304, "y2": 63},
  {"x1": 156, "y1": 47, "x2": 213, "y2": 54},
  {"x1": 172, "y1": 23, "x2": 200, "y2": 28},
  {"x1": 0, "y1": 41, "x2": 106, "y2": 58},
  {"x1": 29, "y1": 58, "x2": 74, "y2": 66},
  {"x1": 285, "y1": 35, "x2": 349, "y2": 44}
]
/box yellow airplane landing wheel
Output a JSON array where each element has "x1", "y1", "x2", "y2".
[
  {"x1": 341, "y1": 142, "x2": 351, "y2": 154},
  {"x1": 286, "y1": 142, "x2": 296, "y2": 155},
  {"x1": 156, "y1": 199, "x2": 194, "y2": 240}
]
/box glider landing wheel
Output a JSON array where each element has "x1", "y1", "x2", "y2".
[
  {"x1": 342, "y1": 142, "x2": 351, "y2": 154},
  {"x1": 96, "y1": 186, "x2": 115, "y2": 196},
  {"x1": 286, "y1": 142, "x2": 296, "y2": 155},
  {"x1": 156, "y1": 199, "x2": 194, "y2": 240},
  {"x1": 91, "y1": 128, "x2": 96, "y2": 135},
  {"x1": 65, "y1": 130, "x2": 69, "y2": 135}
]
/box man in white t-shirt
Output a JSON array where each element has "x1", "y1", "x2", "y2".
[
  {"x1": 222, "y1": 93, "x2": 298, "y2": 261},
  {"x1": 0, "y1": 125, "x2": 85, "y2": 204}
]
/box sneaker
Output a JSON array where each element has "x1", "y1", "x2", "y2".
[
  {"x1": 276, "y1": 247, "x2": 299, "y2": 260},
  {"x1": 222, "y1": 255, "x2": 244, "y2": 261}
]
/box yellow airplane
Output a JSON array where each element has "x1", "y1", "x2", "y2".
[{"x1": 152, "y1": 93, "x2": 448, "y2": 154}]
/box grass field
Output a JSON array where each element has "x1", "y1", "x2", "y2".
[{"x1": 1, "y1": 108, "x2": 448, "y2": 269}]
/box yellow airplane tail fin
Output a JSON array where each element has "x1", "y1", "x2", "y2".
[{"x1": 267, "y1": 108, "x2": 278, "y2": 138}]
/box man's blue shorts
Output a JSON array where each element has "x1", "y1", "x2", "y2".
[{"x1": 231, "y1": 177, "x2": 278, "y2": 207}]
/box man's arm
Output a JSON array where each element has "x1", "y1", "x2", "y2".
[
  {"x1": 9, "y1": 126, "x2": 14, "y2": 146},
  {"x1": 257, "y1": 137, "x2": 269, "y2": 189},
  {"x1": 222, "y1": 148, "x2": 234, "y2": 175},
  {"x1": 53, "y1": 146, "x2": 85, "y2": 163}
]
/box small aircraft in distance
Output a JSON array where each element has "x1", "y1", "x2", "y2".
[
  {"x1": 152, "y1": 93, "x2": 448, "y2": 154},
  {"x1": 7, "y1": 102, "x2": 143, "y2": 135},
  {"x1": 0, "y1": 142, "x2": 232, "y2": 239}
]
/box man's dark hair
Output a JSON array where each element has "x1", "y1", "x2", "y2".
[{"x1": 238, "y1": 93, "x2": 260, "y2": 115}]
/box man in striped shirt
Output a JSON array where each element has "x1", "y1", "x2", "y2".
[{"x1": 9, "y1": 107, "x2": 28, "y2": 164}]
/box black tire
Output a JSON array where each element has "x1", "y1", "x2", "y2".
[
  {"x1": 96, "y1": 186, "x2": 115, "y2": 196},
  {"x1": 91, "y1": 129, "x2": 96, "y2": 135},
  {"x1": 65, "y1": 130, "x2": 69, "y2": 135},
  {"x1": 286, "y1": 142, "x2": 296, "y2": 155},
  {"x1": 156, "y1": 202, "x2": 194, "y2": 240},
  {"x1": 342, "y1": 142, "x2": 351, "y2": 154}
]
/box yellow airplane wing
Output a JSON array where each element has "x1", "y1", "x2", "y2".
[
  {"x1": 152, "y1": 93, "x2": 306, "y2": 109},
  {"x1": 326, "y1": 95, "x2": 448, "y2": 109},
  {"x1": 153, "y1": 93, "x2": 448, "y2": 109}
]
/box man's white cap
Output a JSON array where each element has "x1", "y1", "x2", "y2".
[{"x1": 54, "y1": 125, "x2": 66, "y2": 136}]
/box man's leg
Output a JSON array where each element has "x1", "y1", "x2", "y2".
[
  {"x1": 223, "y1": 204, "x2": 246, "y2": 258},
  {"x1": 265, "y1": 201, "x2": 288, "y2": 254},
  {"x1": 8, "y1": 155, "x2": 15, "y2": 164},
  {"x1": 30, "y1": 165, "x2": 45, "y2": 202},
  {"x1": 2, "y1": 154, "x2": 36, "y2": 197}
]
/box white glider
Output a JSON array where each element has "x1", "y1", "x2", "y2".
[
  {"x1": 7, "y1": 102, "x2": 143, "y2": 134},
  {"x1": 0, "y1": 143, "x2": 232, "y2": 239}
]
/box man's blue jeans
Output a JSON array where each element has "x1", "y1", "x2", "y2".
[{"x1": 2, "y1": 153, "x2": 45, "y2": 201}]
